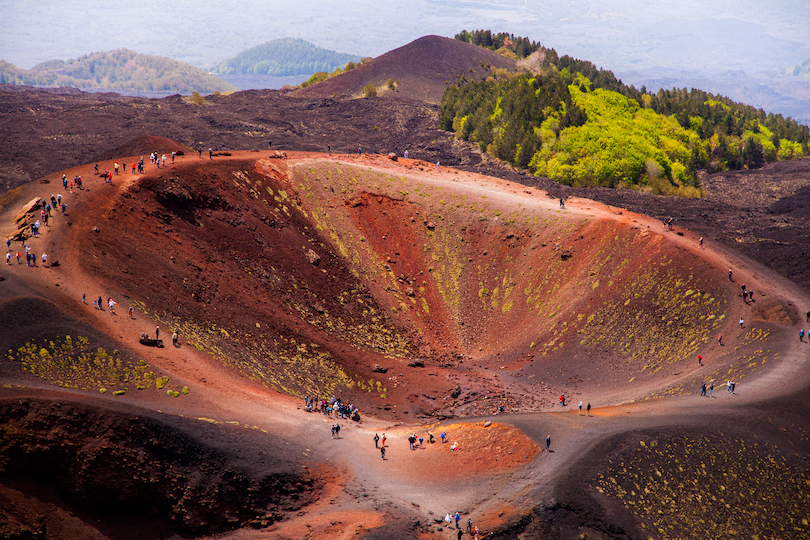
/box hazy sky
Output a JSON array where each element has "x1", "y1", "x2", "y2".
[{"x1": 1, "y1": 0, "x2": 808, "y2": 74}]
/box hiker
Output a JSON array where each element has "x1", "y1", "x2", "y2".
[
  {"x1": 546, "y1": 435, "x2": 551, "y2": 451},
  {"x1": 709, "y1": 383, "x2": 714, "y2": 397},
  {"x1": 587, "y1": 402, "x2": 591, "y2": 415},
  {"x1": 374, "y1": 433, "x2": 380, "y2": 447},
  {"x1": 380, "y1": 447, "x2": 385, "y2": 459},
  {"x1": 698, "y1": 355, "x2": 703, "y2": 366},
  {"x1": 718, "y1": 334, "x2": 723, "y2": 346},
  {"x1": 441, "y1": 431, "x2": 446, "y2": 443},
  {"x1": 699, "y1": 237, "x2": 703, "y2": 248},
  {"x1": 128, "y1": 306, "x2": 133, "y2": 318},
  {"x1": 578, "y1": 401, "x2": 583, "y2": 415},
  {"x1": 560, "y1": 197, "x2": 565, "y2": 208},
  {"x1": 172, "y1": 330, "x2": 178, "y2": 346},
  {"x1": 209, "y1": 148, "x2": 213, "y2": 160},
  {"x1": 155, "y1": 326, "x2": 160, "y2": 340},
  {"x1": 800, "y1": 329, "x2": 805, "y2": 342},
  {"x1": 739, "y1": 317, "x2": 744, "y2": 328},
  {"x1": 454, "y1": 512, "x2": 460, "y2": 528},
  {"x1": 700, "y1": 383, "x2": 706, "y2": 396},
  {"x1": 381, "y1": 434, "x2": 386, "y2": 447},
  {"x1": 404, "y1": 149, "x2": 409, "y2": 159}
]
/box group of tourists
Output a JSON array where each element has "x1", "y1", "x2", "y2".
[
  {"x1": 444, "y1": 512, "x2": 480, "y2": 539},
  {"x1": 6, "y1": 239, "x2": 46, "y2": 268},
  {"x1": 304, "y1": 394, "x2": 360, "y2": 420},
  {"x1": 6, "y1": 191, "x2": 63, "y2": 266},
  {"x1": 101, "y1": 152, "x2": 176, "y2": 179}
]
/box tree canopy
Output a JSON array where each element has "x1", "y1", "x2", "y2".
[
  {"x1": 211, "y1": 38, "x2": 360, "y2": 76},
  {"x1": 440, "y1": 41, "x2": 810, "y2": 196},
  {"x1": 454, "y1": 30, "x2": 542, "y2": 59}
]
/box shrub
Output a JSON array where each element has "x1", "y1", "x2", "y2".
[{"x1": 363, "y1": 84, "x2": 377, "y2": 98}]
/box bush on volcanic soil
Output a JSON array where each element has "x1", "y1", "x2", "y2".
[{"x1": 363, "y1": 83, "x2": 377, "y2": 98}]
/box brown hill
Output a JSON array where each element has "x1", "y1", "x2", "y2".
[
  {"x1": 295, "y1": 35, "x2": 518, "y2": 104},
  {"x1": 94, "y1": 135, "x2": 192, "y2": 162}
]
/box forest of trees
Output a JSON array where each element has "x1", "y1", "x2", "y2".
[
  {"x1": 454, "y1": 30, "x2": 542, "y2": 59},
  {"x1": 440, "y1": 42, "x2": 810, "y2": 196},
  {"x1": 212, "y1": 38, "x2": 360, "y2": 76},
  {"x1": 0, "y1": 49, "x2": 235, "y2": 94}
]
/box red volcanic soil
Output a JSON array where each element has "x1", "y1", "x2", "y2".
[
  {"x1": 1, "y1": 145, "x2": 809, "y2": 539},
  {"x1": 47, "y1": 148, "x2": 790, "y2": 419},
  {"x1": 295, "y1": 35, "x2": 518, "y2": 104}
]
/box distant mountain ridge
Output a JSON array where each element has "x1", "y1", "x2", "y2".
[
  {"x1": 783, "y1": 58, "x2": 810, "y2": 81},
  {"x1": 212, "y1": 38, "x2": 361, "y2": 77},
  {"x1": 0, "y1": 49, "x2": 236, "y2": 94}
]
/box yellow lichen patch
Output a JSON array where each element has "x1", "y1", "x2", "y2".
[
  {"x1": 596, "y1": 434, "x2": 810, "y2": 539},
  {"x1": 8, "y1": 336, "x2": 173, "y2": 394}
]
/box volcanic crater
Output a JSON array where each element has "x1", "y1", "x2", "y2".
[{"x1": 1, "y1": 146, "x2": 808, "y2": 539}]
